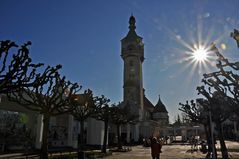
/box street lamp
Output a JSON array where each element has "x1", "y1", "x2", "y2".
[
  {"x1": 208, "y1": 104, "x2": 216, "y2": 159},
  {"x1": 197, "y1": 98, "x2": 216, "y2": 159}
]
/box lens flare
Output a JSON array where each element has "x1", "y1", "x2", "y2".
[{"x1": 192, "y1": 47, "x2": 208, "y2": 62}]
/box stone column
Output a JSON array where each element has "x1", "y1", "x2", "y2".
[
  {"x1": 67, "y1": 115, "x2": 74, "y2": 147},
  {"x1": 73, "y1": 121, "x2": 81, "y2": 149},
  {"x1": 35, "y1": 114, "x2": 43, "y2": 149},
  {"x1": 133, "y1": 124, "x2": 139, "y2": 142},
  {"x1": 126, "y1": 124, "x2": 130, "y2": 143},
  {"x1": 87, "y1": 118, "x2": 104, "y2": 146},
  {"x1": 181, "y1": 128, "x2": 187, "y2": 141}
]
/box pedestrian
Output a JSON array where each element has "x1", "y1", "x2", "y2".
[{"x1": 151, "y1": 137, "x2": 162, "y2": 159}]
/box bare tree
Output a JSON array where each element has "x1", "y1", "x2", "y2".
[
  {"x1": 110, "y1": 104, "x2": 138, "y2": 150},
  {"x1": 202, "y1": 43, "x2": 239, "y2": 114},
  {"x1": 195, "y1": 29, "x2": 239, "y2": 158},
  {"x1": 179, "y1": 99, "x2": 216, "y2": 158},
  {"x1": 197, "y1": 86, "x2": 232, "y2": 159},
  {"x1": 7, "y1": 65, "x2": 79, "y2": 159},
  {"x1": 70, "y1": 89, "x2": 95, "y2": 159},
  {"x1": 193, "y1": 29, "x2": 239, "y2": 159},
  {"x1": 93, "y1": 96, "x2": 111, "y2": 153},
  {"x1": 0, "y1": 40, "x2": 42, "y2": 94}
]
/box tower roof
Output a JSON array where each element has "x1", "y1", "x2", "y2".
[
  {"x1": 144, "y1": 96, "x2": 155, "y2": 111},
  {"x1": 121, "y1": 15, "x2": 142, "y2": 42},
  {"x1": 153, "y1": 95, "x2": 168, "y2": 113}
]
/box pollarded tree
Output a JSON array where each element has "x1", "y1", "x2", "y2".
[
  {"x1": 7, "y1": 65, "x2": 79, "y2": 159},
  {"x1": 69, "y1": 89, "x2": 95, "y2": 159},
  {"x1": 93, "y1": 96, "x2": 111, "y2": 153},
  {"x1": 110, "y1": 106, "x2": 126, "y2": 150},
  {"x1": 196, "y1": 30, "x2": 239, "y2": 158},
  {"x1": 0, "y1": 40, "x2": 42, "y2": 94},
  {"x1": 110, "y1": 104, "x2": 138, "y2": 150},
  {"x1": 179, "y1": 99, "x2": 210, "y2": 128},
  {"x1": 179, "y1": 99, "x2": 216, "y2": 158},
  {"x1": 197, "y1": 86, "x2": 231, "y2": 159},
  {"x1": 202, "y1": 42, "x2": 239, "y2": 115},
  {"x1": 194, "y1": 29, "x2": 239, "y2": 159}
]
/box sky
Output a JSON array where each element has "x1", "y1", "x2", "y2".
[{"x1": 1, "y1": 0, "x2": 239, "y2": 122}]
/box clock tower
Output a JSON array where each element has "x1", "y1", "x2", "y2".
[{"x1": 121, "y1": 15, "x2": 144, "y2": 117}]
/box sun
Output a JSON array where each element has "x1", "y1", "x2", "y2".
[
  {"x1": 178, "y1": 43, "x2": 214, "y2": 76},
  {"x1": 192, "y1": 47, "x2": 208, "y2": 62},
  {"x1": 165, "y1": 18, "x2": 224, "y2": 86}
]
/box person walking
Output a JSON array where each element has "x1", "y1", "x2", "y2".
[{"x1": 151, "y1": 137, "x2": 162, "y2": 159}]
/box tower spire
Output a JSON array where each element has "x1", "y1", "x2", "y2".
[
  {"x1": 154, "y1": 95, "x2": 168, "y2": 113},
  {"x1": 129, "y1": 15, "x2": 136, "y2": 31}
]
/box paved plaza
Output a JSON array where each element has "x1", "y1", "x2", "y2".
[
  {"x1": 104, "y1": 141, "x2": 239, "y2": 159},
  {"x1": 104, "y1": 145, "x2": 204, "y2": 159},
  {"x1": 0, "y1": 141, "x2": 238, "y2": 159}
]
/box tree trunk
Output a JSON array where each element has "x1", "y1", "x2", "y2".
[
  {"x1": 78, "y1": 120, "x2": 85, "y2": 159},
  {"x1": 102, "y1": 120, "x2": 108, "y2": 153},
  {"x1": 217, "y1": 122, "x2": 229, "y2": 159},
  {"x1": 117, "y1": 124, "x2": 122, "y2": 150},
  {"x1": 204, "y1": 123, "x2": 217, "y2": 159},
  {"x1": 203, "y1": 124, "x2": 211, "y2": 155},
  {"x1": 40, "y1": 114, "x2": 50, "y2": 159},
  {"x1": 213, "y1": 139, "x2": 218, "y2": 159},
  {"x1": 2, "y1": 130, "x2": 7, "y2": 152}
]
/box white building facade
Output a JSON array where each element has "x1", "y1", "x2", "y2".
[{"x1": 0, "y1": 95, "x2": 104, "y2": 150}]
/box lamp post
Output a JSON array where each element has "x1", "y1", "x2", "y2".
[
  {"x1": 208, "y1": 105, "x2": 216, "y2": 159},
  {"x1": 198, "y1": 98, "x2": 216, "y2": 159}
]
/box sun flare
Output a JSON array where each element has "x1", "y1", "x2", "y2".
[
  {"x1": 192, "y1": 47, "x2": 208, "y2": 62},
  {"x1": 166, "y1": 18, "x2": 224, "y2": 87}
]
